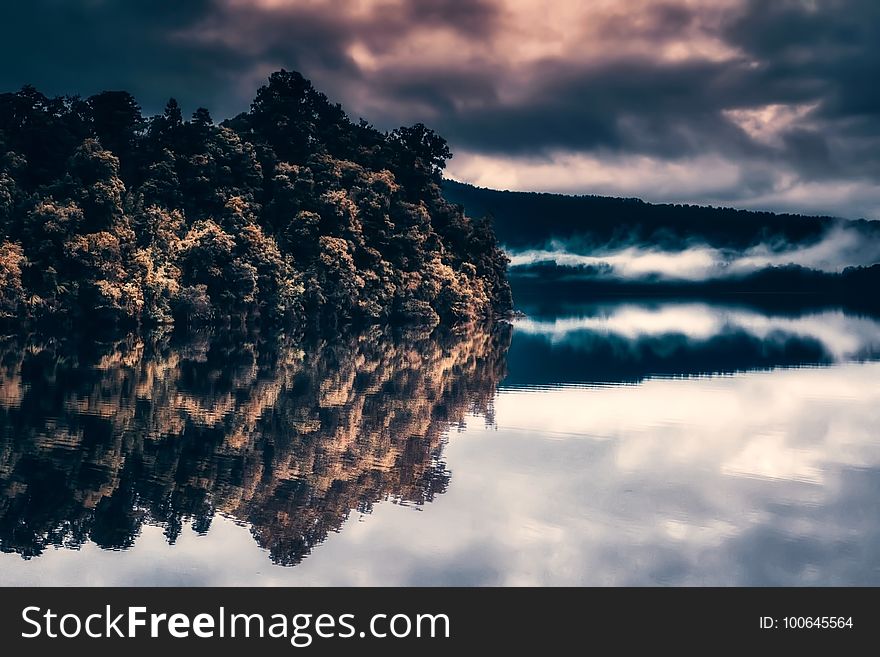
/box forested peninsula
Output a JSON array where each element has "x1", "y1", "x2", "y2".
[{"x1": 0, "y1": 70, "x2": 512, "y2": 331}]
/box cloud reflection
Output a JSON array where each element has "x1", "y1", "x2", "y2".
[{"x1": 513, "y1": 303, "x2": 880, "y2": 362}]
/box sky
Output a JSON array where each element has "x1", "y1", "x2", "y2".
[{"x1": 2, "y1": 0, "x2": 879, "y2": 219}]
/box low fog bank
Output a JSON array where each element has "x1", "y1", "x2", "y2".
[{"x1": 507, "y1": 225, "x2": 880, "y2": 282}]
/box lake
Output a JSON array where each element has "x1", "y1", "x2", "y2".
[{"x1": 2, "y1": 299, "x2": 879, "y2": 585}]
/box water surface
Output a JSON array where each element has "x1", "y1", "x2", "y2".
[{"x1": 1, "y1": 301, "x2": 879, "y2": 585}]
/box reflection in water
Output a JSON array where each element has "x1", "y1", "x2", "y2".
[
  {"x1": 0, "y1": 325, "x2": 510, "y2": 566},
  {"x1": 480, "y1": 361, "x2": 880, "y2": 585},
  {"x1": 2, "y1": 301, "x2": 880, "y2": 585},
  {"x1": 506, "y1": 302, "x2": 880, "y2": 386}
]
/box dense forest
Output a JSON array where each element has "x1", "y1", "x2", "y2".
[
  {"x1": 509, "y1": 261, "x2": 880, "y2": 312},
  {"x1": 0, "y1": 71, "x2": 512, "y2": 331}
]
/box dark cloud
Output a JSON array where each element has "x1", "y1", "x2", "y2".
[
  {"x1": 1, "y1": 0, "x2": 879, "y2": 216},
  {"x1": 401, "y1": 0, "x2": 500, "y2": 36},
  {"x1": 428, "y1": 58, "x2": 754, "y2": 155},
  {"x1": 0, "y1": 1, "x2": 247, "y2": 114}
]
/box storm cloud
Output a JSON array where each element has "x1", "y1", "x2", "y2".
[{"x1": 2, "y1": 0, "x2": 879, "y2": 217}]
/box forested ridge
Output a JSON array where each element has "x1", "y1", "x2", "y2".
[
  {"x1": 444, "y1": 179, "x2": 880, "y2": 310},
  {"x1": 443, "y1": 179, "x2": 880, "y2": 250},
  {"x1": 0, "y1": 70, "x2": 512, "y2": 331}
]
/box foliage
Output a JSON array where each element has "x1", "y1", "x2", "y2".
[{"x1": 0, "y1": 71, "x2": 512, "y2": 330}]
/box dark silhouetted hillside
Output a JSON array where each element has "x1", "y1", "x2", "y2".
[{"x1": 442, "y1": 179, "x2": 880, "y2": 250}]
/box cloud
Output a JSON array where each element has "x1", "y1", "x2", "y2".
[
  {"x1": 2, "y1": 0, "x2": 880, "y2": 217},
  {"x1": 446, "y1": 150, "x2": 747, "y2": 199},
  {"x1": 447, "y1": 150, "x2": 880, "y2": 218}
]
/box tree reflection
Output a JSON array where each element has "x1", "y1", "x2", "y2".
[{"x1": 0, "y1": 323, "x2": 510, "y2": 565}]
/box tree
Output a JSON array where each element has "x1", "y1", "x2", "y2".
[
  {"x1": 87, "y1": 91, "x2": 144, "y2": 180},
  {"x1": 0, "y1": 86, "x2": 89, "y2": 187},
  {"x1": 191, "y1": 107, "x2": 212, "y2": 127},
  {"x1": 248, "y1": 69, "x2": 348, "y2": 164},
  {"x1": 165, "y1": 98, "x2": 183, "y2": 127},
  {"x1": 66, "y1": 139, "x2": 126, "y2": 231},
  {"x1": 388, "y1": 123, "x2": 451, "y2": 196},
  {"x1": 0, "y1": 241, "x2": 25, "y2": 318},
  {"x1": 146, "y1": 98, "x2": 184, "y2": 152}
]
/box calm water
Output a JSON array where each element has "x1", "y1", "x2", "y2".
[{"x1": 2, "y1": 300, "x2": 880, "y2": 585}]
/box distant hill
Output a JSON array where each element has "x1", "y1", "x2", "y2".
[
  {"x1": 510, "y1": 262, "x2": 880, "y2": 312},
  {"x1": 442, "y1": 179, "x2": 880, "y2": 311},
  {"x1": 442, "y1": 179, "x2": 880, "y2": 250}
]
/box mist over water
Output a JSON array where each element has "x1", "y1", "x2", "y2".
[{"x1": 507, "y1": 226, "x2": 880, "y2": 281}]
